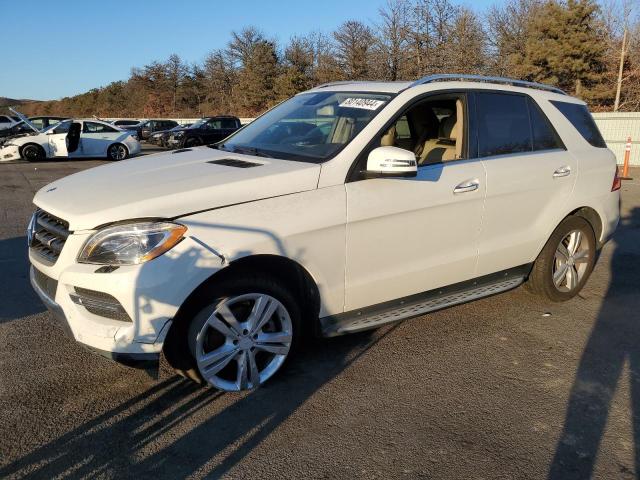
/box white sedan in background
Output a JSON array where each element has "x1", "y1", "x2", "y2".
[{"x1": 0, "y1": 118, "x2": 141, "y2": 162}]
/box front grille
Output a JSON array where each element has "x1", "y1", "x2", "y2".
[
  {"x1": 71, "y1": 287, "x2": 132, "y2": 323},
  {"x1": 29, "y1": 210, "x2": 70, "y2": 265},
  {"x1": 32, "y1": 267, "x2": 58, "y2": 300}
]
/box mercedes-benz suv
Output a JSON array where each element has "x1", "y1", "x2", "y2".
[{"x1": 28, "y1": 75, "x2": 620, "y2": 392}]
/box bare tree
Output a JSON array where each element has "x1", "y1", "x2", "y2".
[
  {"x1": 374, "y1": 0, "x2": 412, "y2": 80},
  {"x1": 333, "y1": 20, "x2": 375, "y2": 79}
]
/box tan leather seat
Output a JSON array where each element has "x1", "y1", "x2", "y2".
[
  {"x1": 329, "y1": 117, "x2": 355, "y2": 144},
  {"x1": 418, "y1": 99, "x2": 463, "y2": 165},
  {"x1": 419, "y1": 116, "x2": 457, "y2": 164},
  {"x1": 380, "y1": 125, "x2": 397, "y2": 146}
]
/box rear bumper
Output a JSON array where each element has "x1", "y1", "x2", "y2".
[{"x1": 30, "y1": 266, "x2": 159, "y2": 368}]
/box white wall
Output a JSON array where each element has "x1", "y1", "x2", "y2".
[{"x1": 593, "y1": 112, "x2": 640, "y2": 166}]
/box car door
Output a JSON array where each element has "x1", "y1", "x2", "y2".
[
  {"x1": 344, "y1": 93, "x2": 486, "y2": 311},
  {"x1": 207, "y1": 119, "x2": 228, "y2": 143},
  {"x1": 474, "y1": 91, "x2": 577, "y2": 276},
  {"x1": 81, "y1": 121, "x2": 120, "y2": 156},
  {"x1": 219, "y1": 118, "x2": 240, "y2": 141},
  {"x1": 47, "y1": 121, "x2": 74, "y2": 157}
]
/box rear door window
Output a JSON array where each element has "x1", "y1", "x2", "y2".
[
  {"x1": 83, "y1": 122, "x2": 118, "y2": 133},
  {"x1": 550, "y1": 100, "x2": 606, "y2": 148},
  {"x1": 528, "y1": 99, "x2": 565, "y2": 151},
  {"x1": 476, "y1": 92, "x2": 532, "y2": 157}
]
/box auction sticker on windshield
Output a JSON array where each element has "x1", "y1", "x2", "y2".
[{"x1": 339, "y1": 98, "x2": 386, "y2": 110}]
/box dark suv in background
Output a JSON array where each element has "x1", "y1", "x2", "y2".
[
  {"x1": 122, "y1": 119, "x2": 179, "y2": 141},
  {"x1": 167, "y1": 116, "x2": 241, "y2": 148}
]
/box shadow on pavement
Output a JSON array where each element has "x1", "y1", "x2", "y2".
[
  {"x1": 0, "y1": 325, "x2": 393, "y2": 478},
  {"x1": 0, "y1": 236, "x2": 45, "y2": 323},
  {"x1": 548, "y1": 206, "x2": 640, "y2": 479}
]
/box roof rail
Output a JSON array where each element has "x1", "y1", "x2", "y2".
[
  {"x1": 315, "y1": 80, "x2": 367, "y2": 89},
  {"x1": 408, "y1": 74, "x2": 566, "y2": 95}
]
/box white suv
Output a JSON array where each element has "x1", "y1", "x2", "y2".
[{"x1": 28, "y1": 75, "x2": 620, "y2": 391}]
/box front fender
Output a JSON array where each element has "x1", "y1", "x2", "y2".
[{"x1": 178, "y1": 185, "x2": 347, "y2": 318}]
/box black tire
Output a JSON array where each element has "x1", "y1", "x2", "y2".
[
  {"x1": 21, "y1": 144, "x2": 45, "y2": 162},
  {"x1": 107, "y1": 143, "x2": 129, "y2": 160},
  {"x1": 185, "y1": 137, "x2": 202, "y2": 148},
  {"x1": 163, "y1": 273, "x2": 302, "y2": 389},
  {"x1": 526, "y1": 216, "x2": 597, "y2": 302}
]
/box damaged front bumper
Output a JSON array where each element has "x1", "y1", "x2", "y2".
[{"x1": 0, "y1": 145, "x2": 21, "y2": 161}]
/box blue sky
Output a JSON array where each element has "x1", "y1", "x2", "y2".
[{"x1": 1, "y1": 0, "x2": 500, "y2": 100}]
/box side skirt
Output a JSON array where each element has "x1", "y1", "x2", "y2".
[{"x1": 320, "y1": 264, "x2": 532, "y2": 337}]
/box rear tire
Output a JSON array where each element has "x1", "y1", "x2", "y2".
[
  {"x1": 164, "y1": 273, "x2": 302, "y2": 391},
  {"x1": 107, "y1": 143, "x2": 129, "y2": 160},
  {"x1": 526, "y1": 216, "x2": 597, "y2": 302},
  {"x1": 21, "y1": 144, "x2": 45, "y2": 162}
]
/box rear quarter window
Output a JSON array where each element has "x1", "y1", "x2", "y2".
[
  {"x1": 550, "y1": 100, "x2": 606, "y2": 148},
  {"x1": 528, "y1": 98, "x2": 565, "y2": 151}
]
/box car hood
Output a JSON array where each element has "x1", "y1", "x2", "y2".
[
  {"x1": 33, "y1": 147, "x2": 321, "y2": 231},
  {"x1": 0, "y1": 131, "x2": 36, "y2": 145}
]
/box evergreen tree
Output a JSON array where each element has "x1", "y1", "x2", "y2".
[{"x1": 523, "y1": 0, "x2": 608, "y2": 98}]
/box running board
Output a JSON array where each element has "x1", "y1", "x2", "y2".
[{"x1": 320, "y1": 265, "x2": 530, "y2": 337}]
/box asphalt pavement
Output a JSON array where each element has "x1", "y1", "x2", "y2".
[{"x1": 1, "y1": 160, "x2": 639, "y2": 479}]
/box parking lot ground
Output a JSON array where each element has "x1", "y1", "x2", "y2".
[
  {"x1": 0, "y1": 142, "x2": 166, "y2": 166},
  {"x1": 0, "y1": 164, "x2": 639, "y2": 479}
]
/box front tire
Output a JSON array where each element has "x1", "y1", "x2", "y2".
[
  {"x1": 107, "y1": 143, "x2": 129, "y2": 160},
  {"x1": 527, "y1": 216, "x2": 597, "y2": 302},
  {"x1": 185, "y1": 137, "x2": 202, "y2": 148},
  {"x1": 21, "y1": 144, "x2": 45, "y2": 162},
  {"x1": 166, "y1": 274, "x2": 301, "y2": 391}
]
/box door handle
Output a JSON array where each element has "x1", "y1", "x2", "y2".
[
  {"x1": 453, "y1": 179, "x2": 480, "y2": 194},
  {"x1": 553, "y1": 166, "x2": 571, "y2": 178}
]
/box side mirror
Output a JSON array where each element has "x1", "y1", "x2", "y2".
[{"x1": 366, "y1": 146, "x2": 417, "y2": 178}]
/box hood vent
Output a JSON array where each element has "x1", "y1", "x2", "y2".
[
  {"x1": 172, "y1": 148, "x2": 192, "y2": 154},
  {"x1": 208, "y1": 159, "x2": 261, "y2": 168}
]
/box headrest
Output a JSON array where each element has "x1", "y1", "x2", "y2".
[{"x1": 439, "y1": 115, "x2": 457, "y2": 141}]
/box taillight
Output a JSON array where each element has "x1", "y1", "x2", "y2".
[{"x1": 612, "y1": 167, "x2": 621, "y2": 191}]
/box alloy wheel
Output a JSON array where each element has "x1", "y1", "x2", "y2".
[
  {"x1": 553, "y1": 229, "x2": 591, "y2": 292},
  {"x1": 193, "y1": 293, "x2": 293, "y2": 391},
  {"x1": 23, "y1": 146, "x2": 41, "y2": 161},
  {"x1": 109, "y1": 145, "x2": 127, "y2": 160}
]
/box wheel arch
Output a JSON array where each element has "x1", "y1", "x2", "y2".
[
  {"x1": 532, "y1": 205, "x2": 604, "y2": 267},
  {"x1": 570, "y1": 206, "x2": 603, "y2": 244},
  {"x1": 163, "y1": 254, "x2": 322, "y2": 354}
]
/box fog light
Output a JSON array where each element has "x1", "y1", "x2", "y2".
[{"x1": 70, "y1": 287, "x2": 132, "y2": 322}]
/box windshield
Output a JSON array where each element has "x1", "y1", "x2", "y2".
[
  {"x1": 215, "y1": 91, "x2": 392, "y2": 163},
  {"x1": 190, "y1": 119, "x2": 208, "y2": 129}
]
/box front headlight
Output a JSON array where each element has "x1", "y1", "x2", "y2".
[{"x1": 78, "y1": 221, "x2": 187, "y2": 265}]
